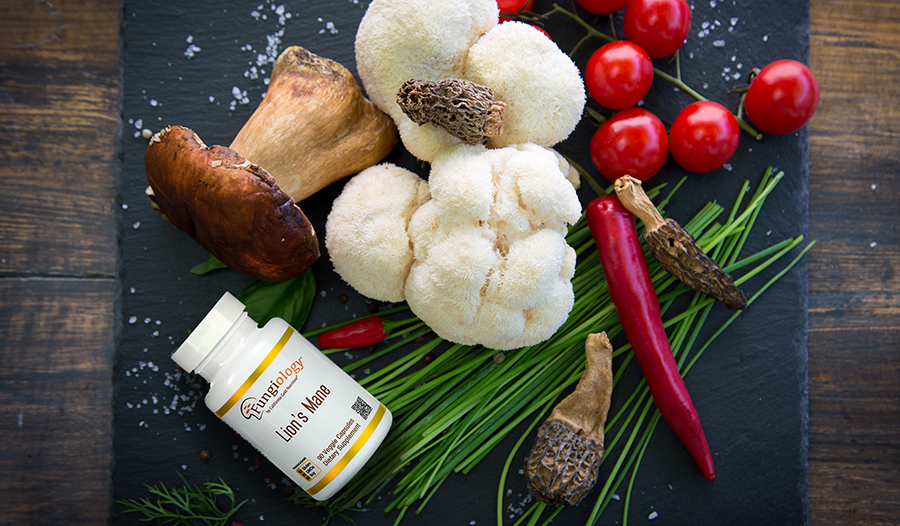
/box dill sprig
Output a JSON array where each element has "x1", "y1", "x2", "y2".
[{"x1": 117, "y1": 473, "x2": 246, "y2": 526}]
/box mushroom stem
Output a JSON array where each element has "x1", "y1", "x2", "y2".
[
  {"x1": 229, "y1": 46, "x2": 398, "y2": 203},
  {"x1": 396, "y1": 78, "x2": 506, "y2": 145},
  {"x1": 546, "y1": 332, "x2": 613, "y2": 442},
  {"x1": 614, "y1": 175, "x2": 748, "y2": 309},
  {"x1": 613, "y1": 175, "x2": 667, "y2": 232}
]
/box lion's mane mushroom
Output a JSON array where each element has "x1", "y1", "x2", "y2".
[
  {"x1": 355, "y1": 0, "x2": 584, "y2": 163},
  {"x1": 355, "y1": 0, "x2": 499, "y2": 162},
  {"x1": 464, "y1": 21, "x2": 585, "y2": 149},
  {"x1": 145, "y1": 125, "x2": 319, "y2": 282},
  {"x1": 325, "y1": 143, "x2": 582, "y2": 351},
  {"x1": 229, "y1": 46, "x2": 398, "y2": 203}
]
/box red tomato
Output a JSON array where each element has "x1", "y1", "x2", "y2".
[
  {"x1": 744, "y1": 59, "x2": 820, "y2": 135},
  {"x1": 590, "y1": 107, "x2": 669, "y2": 182},
  {"x1": 669, "y1": 101, "x2": 740, "y2": 173},
  {"x1": 577, "y1": 0, "x2": 630, "y2": 15},
  {"x1": 623, "y1": 0, "x2": 692, "y2": 59},
  {"x1": 498, "y1": 0, "x2": 533, "y2": 21},
  {"x1": 585, "y1": 41, "x2": 654, "y2": 110}
]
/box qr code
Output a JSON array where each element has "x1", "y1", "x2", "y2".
[{"x1": 351, "y1": 396, "x2": 373, "y2": 420}]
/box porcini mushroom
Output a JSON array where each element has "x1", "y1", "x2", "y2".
[
  {"x1": 230, "y1": 46, "x2": 398, "y2": 203},
  {"x1": 145, "y1": 125, "x2": 319, "y2": 282}
]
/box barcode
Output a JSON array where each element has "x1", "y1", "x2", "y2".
[{"x1": 351, "y1": 396, "x2": 373, "y2": 420}]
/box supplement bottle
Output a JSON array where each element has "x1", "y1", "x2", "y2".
[{"x1": 172, "y1": 291, "x2": 392, "y2": 501}]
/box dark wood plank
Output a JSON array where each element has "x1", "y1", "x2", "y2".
[
  {"x1": 0, "y1": 1, "x2": 119, "y2": 525},
  {"x1": 807, "y1": 0, "x2": 900, "y2": 524},
  {"x1": 0, "y1": 278, "x2": 115, "y2": 525},
  {"x1": 0, "y1": 0, "x2": 119, "y2": 278},
  {"x1": 807, "y1": 0, "x2": 899, "y2": 294}
]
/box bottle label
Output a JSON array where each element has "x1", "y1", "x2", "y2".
[{"x1": 214, "y1": 326, "x2": 387, "y2": 497}]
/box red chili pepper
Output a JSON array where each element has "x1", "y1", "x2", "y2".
[
  {"x1": 586, "y1": 195, "x2": 715, "y2": 481},
  {"x1": 317, "y1": 316, "x2": 387, "y2": 349}
]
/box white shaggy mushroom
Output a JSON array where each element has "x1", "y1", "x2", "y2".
[
  {"x1": 405, "y1": 143, "x2": 581, "y2": 350},
  {"x1": 324, "y1": 163, "x2": 430, "y2": 302},
  {"x1": 325, "y1": 143, "x2": 581, "y2": 350},
  {"x1": 354, "y1": 0, "x2": 499, "y2": 162},
  {"x1": 354, "y1": 0, "x2": 585, "y2": 163},
  {"x1": 464, "y1": 21, "x2": 586, "y2": 149}
]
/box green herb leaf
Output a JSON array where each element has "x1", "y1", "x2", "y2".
[
  {"x1": 117, "y1": 473, "x2": 246, "y2": 526},
  {"x1": 189, "y1": 253, "x2": 229, "y2": 275},
  {"x1": 237, "y1": 270, "x2": 316, "y2": 329}
]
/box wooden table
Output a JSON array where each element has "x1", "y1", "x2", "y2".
[{"x1": 0, "y1": 0, "x2": 896, "y2": 524}]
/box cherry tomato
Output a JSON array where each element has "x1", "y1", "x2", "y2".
[
  {"x1": 498, "y1": 0, "x2": 533, "y2": 22},
  {"x1": 577, "y1": 0, "x2": 630, "y2": 15},
  {"x1": 669, "y1": 101, "x2": 740, "y2": 173},
  {"x1": 585, "y1": 41, "x2": 654, "y2": 110},
  {"x1": 744, "y1": 59, "x2": 820, "y2": 135},
  {"x1": 590, "y1": 107, "x2": 669, "y2": 182},
  {"x1": 623, "y1": 0, "x2": 692, "y2": 58}
]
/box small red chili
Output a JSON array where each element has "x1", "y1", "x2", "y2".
[
  {"x1": 317, "y1": 316, "x2": 387, "y2": 349},
  {"x1": 586, "y1": 195, "x2": 715, "y2": 481}
]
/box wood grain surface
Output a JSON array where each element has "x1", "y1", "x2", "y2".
[{"x1": 0, "y1": 0, "x2": 896, "y2": 525}]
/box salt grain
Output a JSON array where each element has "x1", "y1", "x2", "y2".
[
  {"x1": 184, "y1": 44, "x2": 201, "y2": 58},
  {"x1": 649, "y1": 511, "x2": 659, "y2": 520}
]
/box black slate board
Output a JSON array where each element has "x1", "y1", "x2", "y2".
[{"x1": 113, "y1": 1, "x2": 810, "y2": 524}]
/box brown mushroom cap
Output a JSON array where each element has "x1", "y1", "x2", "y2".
[
  {"x1": 229, "y1": 46, "x2": 398, "y2": 203},
  {"x1": 145, "y1": 125, "x2": 319, "y2": 282}
]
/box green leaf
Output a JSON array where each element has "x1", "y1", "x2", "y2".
[
  {"x1": 189, "y1": 254, "x2": 229, "y2": 275},
  {"x1": 236, "y1": 270, "x2": 316, "y2": 329}
]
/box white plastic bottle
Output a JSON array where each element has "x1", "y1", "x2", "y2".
[{"x1": 172, "y1": 291, "x2": 392, "y2": 501}]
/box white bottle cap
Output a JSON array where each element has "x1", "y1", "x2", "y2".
[{"x1": 172, "y1": 291, "x2": 246, "y2": 372}]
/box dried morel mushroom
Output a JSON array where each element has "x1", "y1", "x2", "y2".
[
  {"x1": 145, "y1": 125, "x2": 319, "y2": 282},
  {"x1": 396, "y1": 78, "x2": 506, "y2": 145},
  {"x1": 525, "y1": 332, "x2": 613, "y2": 506},
  {"x1": 229, "y1": 46, "x2": 398, "y2": 203},
  {"x1": 614, "y1": 175, "x2": 748, "y2": 310}
]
